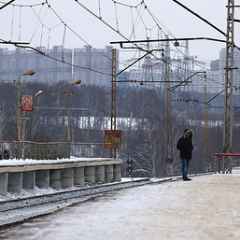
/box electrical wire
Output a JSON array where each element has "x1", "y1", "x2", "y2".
[
  {"x1": 29, "y1": 5, "x2": 49, "y2": 43},
  {"x1": 74, "y1": 0, "x2": 152, "y2": 55},
  {"x1": 46, "y1": 2, "x2": 90, "y2": 46},
  {"x1": 18, "y1": 6, "x2": 22, "y2": 41},
  {"x1": 135, "y1": 4, "x2": 148, "y2": 37},
  {"x1": 10, "y1": 4, "x2": 15, "y2": 40},
  {"x1": 15, "y1": 44, "x2": 112, "y2": 77},
  {"x1": 0, "y1": 0, "x2": 47, "y2": 8},
  {"x1": 113, "y1": 1, "x2": 120, "y2": 32},
  {"x1": 98, "y1": 0, "x2": 102, "y2": 19},
  {"x1": 129, "y1": 6, "x2": 136, "y2": 40},
  {"x1": 128, "y1": 4, "x2": 144, "y2": 40},
  {"x1": 1, "y1": 0, "x2": 224, "y2": 92},
  {"x1": 112, "y1": 0, "x2": 142, "y2": 9},
  {"x1": 170, "y1": 0, "x2": 226, "y2": 37},
  {"x1": 61, "y1": 24, "x2": 67, "y2": 60}
]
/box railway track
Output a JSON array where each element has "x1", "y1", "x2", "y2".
[
  {"x1": 0, "y1": 177, "x2": 173, "y2": 227},
  {"x1": 0, "y1": 173, "x2": 213, "y2": 227}
]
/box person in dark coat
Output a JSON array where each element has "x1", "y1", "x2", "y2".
[{"x1": 177, "y1": 129, "x2": 194, "y2": 181}]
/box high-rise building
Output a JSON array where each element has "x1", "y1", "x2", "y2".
[
  {"x1": 0, "y1": 45, "x2": 115, "y2": 86},
  {"x1": 219, "y1": 47, "x2": 240, "y2": 91}
]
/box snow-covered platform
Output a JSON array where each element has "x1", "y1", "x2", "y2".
[
  {"x1": 0, "y1": 175, "x2": 240, "y2": 240},
  {"x1": 1, "y1": 174, "x2": 240, "y2": 240},
  {"x1": 0, "y1": 158, "x2": 122, "y2": 195}
]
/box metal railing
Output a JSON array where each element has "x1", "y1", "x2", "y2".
[
  {"x1": 0, "y1": 141, "x2": 112, "y2": 160},
  {"x1": 213, "y1": 152, "x2": 240, "y2": 173}
]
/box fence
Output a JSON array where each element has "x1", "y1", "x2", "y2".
[{"x1": 0, "y1": 141, "x2": 112, "y2": 160}]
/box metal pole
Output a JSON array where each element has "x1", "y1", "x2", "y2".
[
  {"x1": 164, "y1": 37, "x2": 173, "y2": 176},
  {"x1": 16, "y1": 77, "x2": 22, "y2": 159},
  {"x1": 64, "y1": 87, "x2": 72, "y2": 158},
  {"x1": 224, "y1": 0, "x2": 235, "y2": 173},
  {"x1": 111, "y1": 49, "x2": 117, "y2": 131},
  {"x1": 203, "y1": 73, "x2": 209, "y2": 170},
  {"x1": 111, "y1": 48, "x2": 117, "y2": 158}
]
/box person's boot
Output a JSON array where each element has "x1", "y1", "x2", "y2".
[{"x1": 183, "y1": 176, "x2": 192, "y2": 181}]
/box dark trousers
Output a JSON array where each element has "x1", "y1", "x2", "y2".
[{"x1": 181, "y1": 159, "x2": 190, "y2": 178}]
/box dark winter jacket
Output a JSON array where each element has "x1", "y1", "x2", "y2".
[{"x1": 177, "y1": 136, "x2": 193, "y2": 160}]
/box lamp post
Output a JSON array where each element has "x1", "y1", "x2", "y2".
[
  {"x1": 16, "y1": 69, "x2": 36, "y2": 159},
  {"x1": 59, "y1": 80, "x2": 81, "y2": 159},
  {"x1": 63, "y1": 80, "x2": 81, "y2": 143}
]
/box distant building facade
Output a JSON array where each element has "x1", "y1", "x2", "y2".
[
  {"x1": 0, "y1": 45, "x2": 116, "y2": 86},
  {"x1": 218, "y1": 48, "x2": 240, "y2": 92}
]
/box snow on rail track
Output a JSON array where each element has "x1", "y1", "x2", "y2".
[
  {"x1": 0, "y1": 173, "x2": 214, "y2": 227},
  {"x1": 0, "y1": 177, "x2": 173, "y2": 227}
]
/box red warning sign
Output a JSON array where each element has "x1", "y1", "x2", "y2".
[
  {"x1": 21, "y1": 95, "x2": 33, "y2": 112},
  {"x1": 104, "y1": 130, "x2": 122, "y2": 149}
]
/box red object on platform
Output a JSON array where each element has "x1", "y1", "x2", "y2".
[{"x1": 214, "y1": 153, "x2": 240, "y2": 158}]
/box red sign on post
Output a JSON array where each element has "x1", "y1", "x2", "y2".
[
  {"x1": 104, "y1": 130, "x2": 122, "y2": 149},
  {"x1": 21, "y1": 95, "x2": 33, "y2": 112}
]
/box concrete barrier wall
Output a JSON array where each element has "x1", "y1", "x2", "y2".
[
  {"x1": 0, "y1": 158, "x2": 122, "y2": 194},
  {"x1": 62, "y1": 168, "x2": 74, "y2": 189},
  {"x1": 50, "y1": 170, "x2": 62, "y2": 190},
  {"x1": 36, "y1": 170, "x2": 50, "y2": 189},
  {"x1": 23, "y1": 171, "x2": 36, "y2": 190},
  {"x1": 0, "y1": 173, "x2": 8, "y2": 194},
  {"x1": 74, "y1": 167, "x2": 85, "y2": 186},
  {"x1": 8, "y1": 173, "x2": 23, "y2": 193}
]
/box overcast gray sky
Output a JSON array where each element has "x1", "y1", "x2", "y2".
[{"x1": 0, "y1": 0, "x2": 235, "y2": 62}]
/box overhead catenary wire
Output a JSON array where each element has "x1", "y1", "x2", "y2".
[
  {"x1": 46, "y1": 2, "x2": 90, "y2": 46},
  {"x1": 15, "y1": 44, "x2": 112, "y2": 77},
  {"x1": 129, "y1": 6, "x2": 136, "y2": 40},
  {"x1": 141, "y1": 1, "x2": 212, "y2": 71},
  {"x1": 169, "y1": 0, "x2": 226, "y2": 37},
  {"x1": 61, "y1": 24, "x2": 67, "y2": 60},
  {"x1": 113, "y1": 1, "x2": 120, "y2": 32},
  {"x1": 112, "y1": 0, "x2": 143, "y2": 9},
  {"x1": 10, "y1": 4, "x2": 15, "y2": 40},
  {"x1": 29, "y1": 5, "x2": 49, "y2": 43},
  {"x1": 0, "y1": 0, "x2": 47, "y2": 8},
  {"x1": 98, "y1": 0, "x2": 102, "y2": 19},
  {"x1": 135, "y1": 4, "x2": 148, "y2": 37},
  {"x1": 18, "y1": 6, "x2": 22, "y2": 41},
  {"x1": 74, "y1": 0, "x2": 178, "y2": 84},
  {"x1": 0, "y1": 0, "x2": 224, "y2": 92},
  {"x1": 128, "y1": 4, "x2": 144, "y2": 40},
  {"x1": 8, "y1": 0, "x2": 100, "y2": 76},
  {"x1": 0, "y1": 0, "x2": 16, "y2": 9},
  {"x1": 73, "y1": 0, "x2": 154, "y2": 55}
]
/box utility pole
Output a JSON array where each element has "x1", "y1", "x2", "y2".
[
  {"x1": 203, "y1": 73, "x2": 209, "y2": 170},
  {"x1": 164, "y1": 37, "x2": 173, "y2": 176},
  {"x1": 111, "y1": 48, "x2": 117, "y2": 158},
  {"x1": 224, "y1": 0, "x2": 235, "y2": 166},
  {"x1": 16, "y1": 79, "x2": 22, "y2": 159},
  {"x1": 143, "y1": 37, "x2": 152, "y2": 83},
  {"x1": 183, "y1": 40, "x2": 190, "y2": 92}
]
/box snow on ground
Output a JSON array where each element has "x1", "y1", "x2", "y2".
[
  {"x1": 0, "y1": 178, "x2": 143, "y2": 202},
  {"x1": 1, "y1": 174, "x2": 240, "y2": 240},
  {"x1": 1, "y1": 187, "x2": 58, "y2": 200},
  {"x1": 0, "y1": 157, "x2": 113, "y2": 166}
]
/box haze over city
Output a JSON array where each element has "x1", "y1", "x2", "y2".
[{"x1": 0, "y1": 0, "x2": 231, "y2": 62}]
